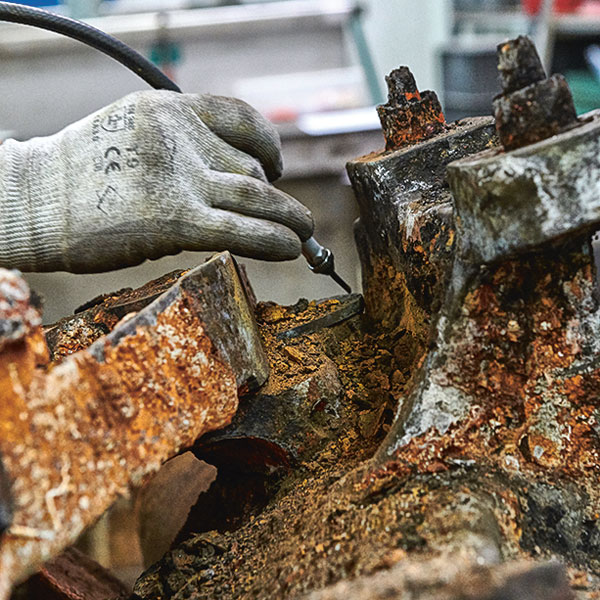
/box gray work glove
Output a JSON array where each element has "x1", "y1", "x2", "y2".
[{"x1": 0, "y1": 91, "x2": 313, "y2": 273}]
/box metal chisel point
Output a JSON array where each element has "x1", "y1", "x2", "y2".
[{"x1": 301, "y1": 237, "x2": 352, "y2": 294}]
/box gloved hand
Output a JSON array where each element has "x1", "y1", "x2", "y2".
[{"x1": 0, "y1": 91, "x2": 314, "y2": 273}]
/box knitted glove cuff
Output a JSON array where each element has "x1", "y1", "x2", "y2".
[{"x1": 0, "y1": 140, "x2": 66, "y2": 271}]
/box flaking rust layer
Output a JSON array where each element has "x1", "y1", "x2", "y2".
[{"x1": 0, "y1": 252, "x2": 268, "y2": 598}]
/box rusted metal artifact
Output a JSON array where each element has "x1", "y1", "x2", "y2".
[
  {"x1": 369, "y1": 35, "x2": 600, "y2": 585},
  {"x1": 131, "y1": 45, "x2": 600, "y2": 599},
  {"x1": 0, "y1": 252, "x2": 268, "y2": 597},
  {"x1": 13, "y1": 36, "x2": 600, "y2": 600}
]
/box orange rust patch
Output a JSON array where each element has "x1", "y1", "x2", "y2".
[
  {"x1": 384, "y1": 249, "x2": 600, "y2": 483},
  {"x1": 0, "y1": 295, "x2": 238, "y2": 595}
]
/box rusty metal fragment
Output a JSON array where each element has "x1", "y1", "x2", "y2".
[
  {"x1": 18, "y1": 547, "x2": 129, "y2": 600},
  {"x1": 493, "y1": 35, "x2": 577, "y2": 151},
  {"x1": 377, "y1": 67, "x2": 446, "y2": 151},
  {"x1": 0, "y1": 269, "x2": 49, "y2": 542},
  {"x1": 0, "y1": 252, "x2": 269, "y2": 598},
  {"x1": 277, "y1": 294, "x2": 363, "y2": 341},
  {"x1": 44, "y1": 269, "x2": 186, "y2": 361},
  {"x1": 194, "y1": 296, "x2": 369, "y2": 471}
]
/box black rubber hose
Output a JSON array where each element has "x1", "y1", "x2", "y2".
[{"x1": 0, "y1": 1, "x2": 181, "y2": 93}]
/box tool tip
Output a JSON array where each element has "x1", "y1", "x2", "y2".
[{"x1": 331, "y1": 271, "x2": 352, "y2": 294}]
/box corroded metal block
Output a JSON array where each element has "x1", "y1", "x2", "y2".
[
  {"x1": 345, "y1": 46, "x2": 600, "y2": 583},
  {"x1": 377, "y1": 67, "x2": 446, "y2": 151},
  {"x1": 347, "y1": 116, "x2": 497, "y2": 333},
  {"x1": 448, "y1": 111, "x2": 600, "y2": 265},
  {"x1": 0, "y1": 252, "x2": 268, "y2": 597},
  {"x1": 376, "y1": 45, "x2": 600, "y2": 523}
]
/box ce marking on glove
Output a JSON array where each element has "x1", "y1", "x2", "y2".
[{"x1": 95, "y1": 146, "x2": 140, "y2": 174}]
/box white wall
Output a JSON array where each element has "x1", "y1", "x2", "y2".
[
  {"x1": 360, "y1": 0, "x2": 451, "y2": 97},
  {"x1": 0, "y1": 2, "x2": 353, "y2": 140}
]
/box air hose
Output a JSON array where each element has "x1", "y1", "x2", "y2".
[{"x1": 0, "y1": 1, "x2": 181, "y2": 92}]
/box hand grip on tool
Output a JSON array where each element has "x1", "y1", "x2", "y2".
[{"x1": 301, "y1": 237, "x2": 351, "y2": 294}]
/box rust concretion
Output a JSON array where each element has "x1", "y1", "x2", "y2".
[
  {"x1": 0, "y1": 252, "x2": 268, "y2": 597},
  {"x1": 376, "y1": 67, "x2": 446, "y2": 151},
  {"x1": 493, "y1": 35, "x2": 578, "y2": 150}
]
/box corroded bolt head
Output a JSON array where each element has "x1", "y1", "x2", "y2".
[
  {"x1": 377, "y1": 66, "x2": 445, "y2": 152},
  {"x1": 493, "y1": 35, "x2": 577, "y2": 151},
  {"x1": 497, "y1": 35, "x2": 546, "y2": 94}
]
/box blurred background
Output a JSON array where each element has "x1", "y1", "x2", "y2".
[{"x1": 1, "y1": 0, "x2": 599, "y2": 322}]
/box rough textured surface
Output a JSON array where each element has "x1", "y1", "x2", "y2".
[
  {"x1": 195, "y1": 295, "x2": 364, "y2": 468},
  {"x1": 176, "y1": 295, "x2": 388, "y2": 540},
  {"x1": 130, "y1": 291, "x2": 416, "y2": 599},
  {"x1": 447, "y1": 111, "x2": 600, "y2": 264},
  {"x1": 0, "y1": 252, "x2": 268, "y2": 598},
  {"x1": 381, "y1": 239, "x2": 600, "y2": 472}
]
